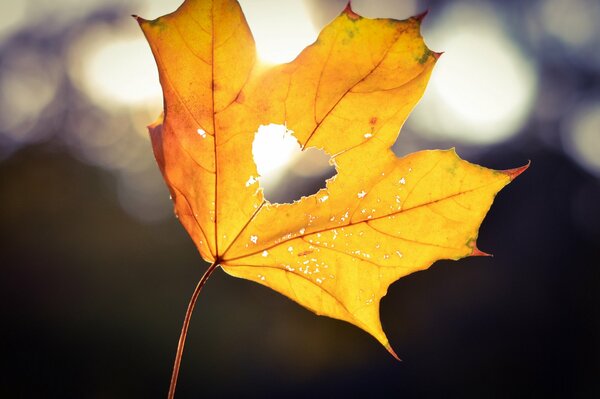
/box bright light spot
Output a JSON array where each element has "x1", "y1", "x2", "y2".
[
  {"x1": 238, "y1": 0, "x2": 318, "y2": 64},
  {"x1": 253, "y1": 124, "x2": 301, "y2": 183},
  {"x1": 562, "y1": 100, "x2": 600, "y2": 176},
  {"x1": 69, "y1": 26, "x2": 162, "y2": 110},
  {"x1": 410, "y1": 3, "x2": 537, "y2": 144}
]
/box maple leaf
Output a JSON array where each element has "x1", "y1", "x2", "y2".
[{"x1": 136, "y1": 0, "x2": 527, "y2": 396}]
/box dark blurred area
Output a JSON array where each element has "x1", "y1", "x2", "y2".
[{"x1": 1, "y1": 0, "x2": 599, "y2": 397}]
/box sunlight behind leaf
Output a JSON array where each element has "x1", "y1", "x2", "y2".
[
  {"x1": 253, "y1": 124, "x2": 300, "y2": 185},
  {"x1": 252, "y1": 124, "x2": 334, "y2": 202},
  {"x1": 238, "y1": 0, "x2": 318, "y2": 64}
]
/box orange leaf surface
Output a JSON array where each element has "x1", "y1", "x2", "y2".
[{"x1": 137, "y1": 0, "x2": 526, "y2": 357}]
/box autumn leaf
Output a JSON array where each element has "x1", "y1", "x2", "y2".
[{"x1": 136, "y1": 0, "x2": 526, "y2": 394}]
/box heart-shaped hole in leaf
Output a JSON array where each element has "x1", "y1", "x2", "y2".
[{"x1": 252, "y1": 123, "x2": 336, "y2": 204}]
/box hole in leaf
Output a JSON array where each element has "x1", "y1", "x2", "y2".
[{"x1": 252, "y1": 124, "x2": 336, "y2": 204}]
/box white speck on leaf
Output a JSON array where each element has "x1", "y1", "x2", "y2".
[{"x1": 245, "y1": 176, "x2": 257, "y2": 187}]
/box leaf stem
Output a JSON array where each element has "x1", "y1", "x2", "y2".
[{"x1": 168, "y1": 261, "x2": 219, "y2": 399}]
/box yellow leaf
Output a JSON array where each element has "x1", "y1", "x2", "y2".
[{"x1": 137, "y1": 0, "x2": 526, "y2": 359}]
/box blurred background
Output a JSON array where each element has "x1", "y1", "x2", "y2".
[{"x1": 1, "y1": 0, "x2": 599, "y2": 397}]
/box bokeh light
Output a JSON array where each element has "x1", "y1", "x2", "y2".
[
  {"x1": 0, "y1": 48, "x2": 60, "y2": 146},
  {"x1": 410, "y1": 2, "x2": 537, "y2": 144},
  {"x1": 69, "y1": 26, "x2": 162, "y2": 111},
  {"x1": 539, "y1": 0, "x2": 599, "y2": 49},
  {"x1": 562, "y1": 99, "x2": 600, "y2": 177}
]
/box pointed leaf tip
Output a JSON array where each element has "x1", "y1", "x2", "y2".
[
  {"x1": 343, "y1": 2, "x2": 361, "y2": 20},
  {"x1": 501, "y1": 161, "x2": 530, "y2": 181},
  {"x1": 468, "y1": 239, "x2": 492, "y2": 257},
  {"x1": 413, "y1": 9, "x2": 430, "y2": 23},
  {"x1": 132, "y1": 14, "x2": 147, "y2": 25},
  {"x1": 470, "y1": 243, "x2": 493, "y2": 257},
  {"x1": 385, "y1": 343, "x2": 402, "y2": 362}
]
